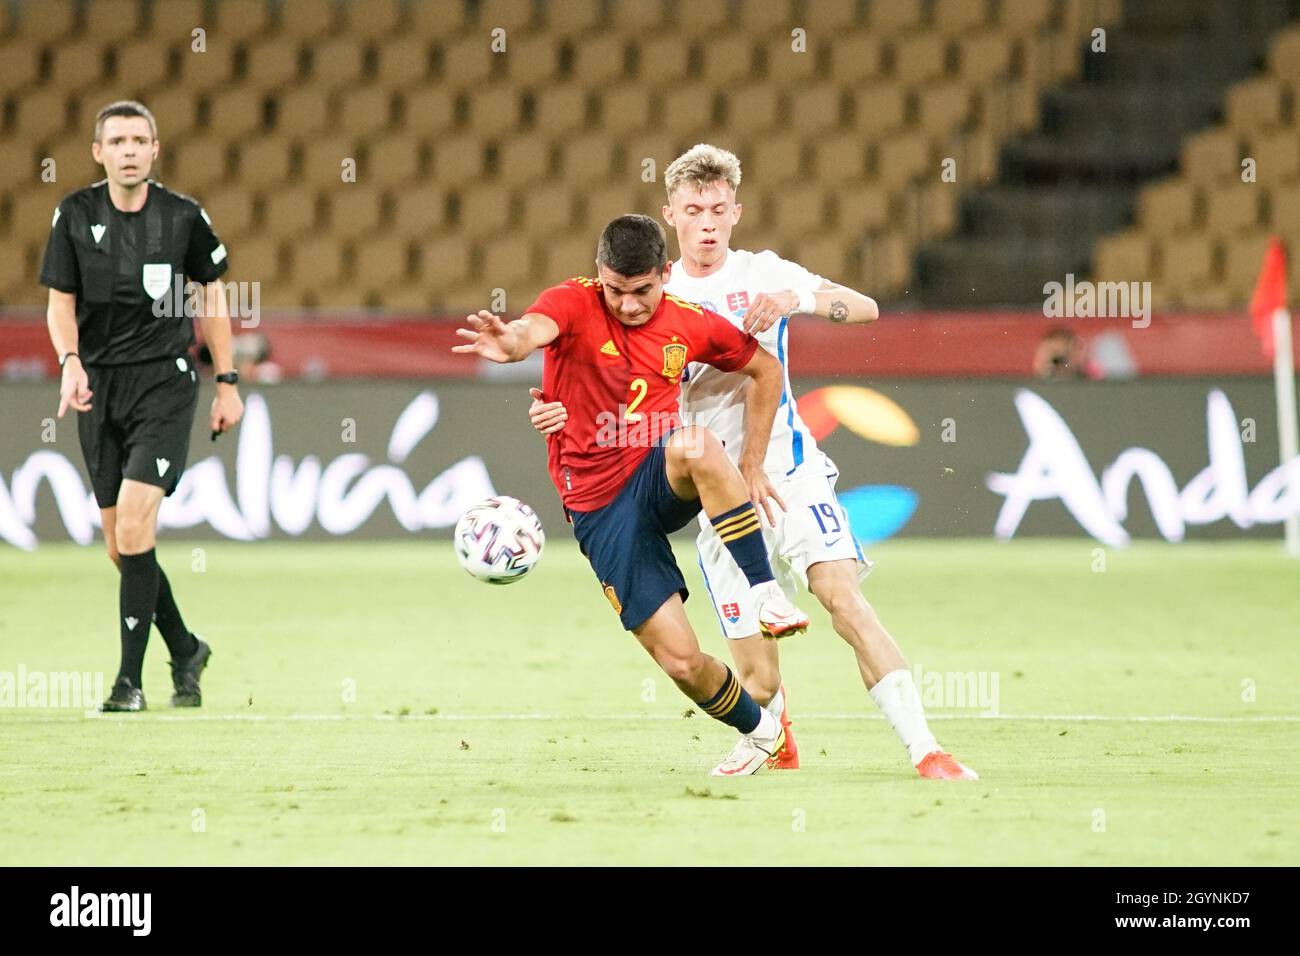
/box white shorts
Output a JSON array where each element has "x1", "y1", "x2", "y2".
[{"x1": 695, "y1": 456, "x2": 872, "y2": 639}]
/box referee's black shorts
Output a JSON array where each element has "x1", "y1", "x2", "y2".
[{"x1": 77, "y1": 354, "x2": 200, "y2": 509}]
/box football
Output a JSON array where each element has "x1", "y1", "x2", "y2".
[{"x1": 453, "y1": 495, "x2": 546, "y2": 584}]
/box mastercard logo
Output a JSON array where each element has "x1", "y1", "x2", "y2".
[{"x1": 795, "y1": 386, "x2": 920, "y2": 543}]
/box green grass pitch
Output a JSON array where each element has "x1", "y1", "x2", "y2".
[{"x1": 1, "y1": 538, "x2": 1296, "y2": 866}]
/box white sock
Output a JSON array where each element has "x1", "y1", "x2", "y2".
[
  {"x1": 869, "y1": 668, "x2": 939, "y2": 766},
  {"x1": 765, "y1": 686, "x2": 784, "y2": 717},
  {"x1": 750, "y1": 706, "x2": 779, "y2": 742}
]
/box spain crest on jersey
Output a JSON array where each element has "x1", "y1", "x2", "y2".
[{"x1": 661, "y1": 340, "x2": 688, "y2": 380}]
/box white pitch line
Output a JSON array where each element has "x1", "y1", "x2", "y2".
[{"x1": 2, "y1": 712, "x2": 1298, "y2": 723}]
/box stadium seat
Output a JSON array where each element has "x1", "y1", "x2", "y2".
[
  {"x1": 13, "y1": 0, "x2": 77, "y2": 42},
  {"x1": 382, "y1": 282, "x2": 433, "y2": 312},
  {"x1": 1221, "y1": 233, "x2": 1274, "y2": 301},
  {"x1": 262, "y1": 185, "x2": 320, "y2": 237},
  {"x1": 310, "y1": 37, "x2": 367, "y2": 88},
  {"x1": 401, "y1": 85, "x2": 457, "y2": 136},
  {"x1": 13, "y1": 89, "x2": 72, "y2": 144},
  {"x1": 339, "y1": 86, "x2": 395, "y2": 139},
  {"x1": 1159, "y1": 233, "x2": 1216, "y2": 290},
  {"x1": 1181, "y1": 128, "x2": 1241, "y2": 183},
  {"x1": 581, "y1": 183, "x2": 655, "y2": 230},
  {"x1": 1138, "y1": 179, "x2": 1199, "y2": 232},
  {"x1": 0, "y1": 141, "x2": 38, "y2": 186},
  {"x1": 1266, "y1": 25, "x2": 1300, "y2": 86},
  {"x1": 244, "y1": 38, "x2": 305, "y2": 90},
  {"x1": 998, "y1": 0, "x2": 1053, "y2": 35},
  {"x1": 390, "y1": 185, "x2": 449, "y2": 238},
  {"x1": 1250, "y1": 128, "x2": 1300, "y2": 184},
  {"x1": 145, "y1": 87, "x2": 200, "y2": 141},
  {"x1": 724, "y1": 83, "x2": 782, "y2": 133},
  {"x1": 299, "y1": 135, "x2": 360, "y2": 187},
  {"x1": 502, "y1": 33, "x2": 562, "y2": 81},
  {"x1": 174, "y1": 40, "x2": 238, "y2": 94},
  {"x1": 868, "y1": 0, "x2": 923, "y2": 34},
  {"x1": 354, "y1": 234, "x2": 414, "y2": 292},
  {"x1": 48, "y1": 39, "x2": 112, "y2": 93},
  {"x1": 466, "y1": 85, "x2": 523, "y2": 138},
  {"x1": 621, "y1": 133, "x2": 682, "y2": 178},
  {"x1": 874, "y1": 132, "x2": 930, "y2": 187},
  {"x1": 932, "y1": 0, "x2": 991, "y2": 35},
  {"x1": 543, "y1": 232, "x2": 599, "y2": 278},
  {"x1": 698, "y1": 36, "x2": 755, "y2": 85},
  {"x1": 419, "y1": 233, "x2": 474, "y2": 288},
  {"x1": 230, "y1": 235, "x2": 282, "y2": 285},
  {"x1": 430, "y1": 133, "x2": 488, "y2": 186},
  {"x1": 365, "y1": 133, "x2": 424, "y2": 186},
  {"x1": 82, "y1": 0, "x2": 143, "y2": 43},
  {"x1": 377, "y1": 37, "x2": 433, "y2": 87},
  {"x1": 272, "y1": 86, "x2": 330, "y2": 137},
  {"x1": 496, "y1": 132, "x2": 553, "y2": 184},
  {"x1": 235, "y1": 137, "x2": 294, "y2": 188},
  {"x1": 792, "y1": 235, "x2": 849, "y2": 281},
  {"x1": 0, "y1": 41, "x2": 40, "y2": 93},
  {"x1": 278, "y1": 0, "x2": 339, "y2": 40},
  {"x1": 531, "y1": 85, "x2": 590, "y2": 136},
  {"x1": 209, "y1": 0, "x2": 272, "y2": 44},
  {"x1": 165, "y1": 135, "x2": 231, "y2": 190},
  {"x1": 557, "y1": 131, "x2": 614, "y2": 181},
  {"x1": 769, "y1": 184, "x2": 827, "y2": 236},
  {"x1": 736, "y1": 0, "x2": 795, "y2": 34},
  {"x1": 762, "y1": 34, "x2": 820, "y2": 83},
  {"x1": 746, "y1": 140, "x2": 805, "y2": 186},
  {"x1": 661, "y1": 87, "x2": 718, "y2": 137},
  {"x1": 114, "y1": 39, "x2": 175, "y2": 91},
  {"x1": 149, "y1": 0, "x2": 210, "y2": 41},
  {"x1": 480, "y1": 234, "x2": 536, "y2": 290},
  {"x1": 206, "y1": 87, "x2": 267, "y2": 139},
  {"x1": 787, "y1": 84, "x2": 844, "y2": 135},
  {"x1": 634, "y1": 34, "x2": 691, "y2": 83},
  {"x1": 603, "y1": 0, "x2": 668, "y2": 35},
  {"x1": 827, "y1": 33, "x2": 886, "y2": 84},
  {"x1": 341, "y1": 0, "x2": 404, "y2": 40},
  {"x1": 1225, "y1": 76, "x2": 1286, "y2": 135},
  {"x1": 1092, "y1": 229, "x2": 1154, "y2": 282},
  {"x1": 598, "y1": 85, "x2": 654, "y2": 137},
  {"x1": 290, "y1": 235, "x2": 346, "y2": 288},
  {"x1": 44, "y1": 136, "x2": 102, "y2": 191},
  {"x1": 326, "y1": 185, "x2": 387, "y2": 239},
  {"x1": 917, "y1": 82, "x2": 973, "y2": 137},
  {"x1": 894, "y1": 32, "x2": 951, "y2": 85},
  {"x1": 438, "y1": 35, "x2": 497, "y2": 89},
  {"x1": 853, "y1": 82, "x2": 908, "y2": 135},
  {"x1": 956, "y1": 31, "x2": 1015, "y2": 86},
  {"x1": 569, "y1": 34, "x2": 629, "y2": 87},
  {"x1": 200, "y1": 187, "x2": 257, "y2": 240},
  {"x1": 800, "y1": 0, "x2": 863, "y2": 33},
  {"x1": 407, "y1": 0, "x2": 470, "y2": 37},
  {"x1": 1204, "y1": 183, "x2": 1261, "y2": 236},
  {"x1": 518, "y1": 182, "x2": 575, "y2": 232},
  {"x1": 456, "y1": 181, "x2": 517, "y2": 239},
  {"x1": 1267, "y1": 182, "x2": 1300, "y2": 240},
  {"x1": 834, "y1": 184, "x2": 891, "y2": 235},
  {"x1": 476, "y1": 0, "x2": 537, "y2": 32},
  {"x1": 6, "y1": 191, "x2": 64, "y2": 243}
]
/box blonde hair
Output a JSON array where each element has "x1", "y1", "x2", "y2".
[{"x1": 664, "y1": 143, "x2": 742, "y2": 200}]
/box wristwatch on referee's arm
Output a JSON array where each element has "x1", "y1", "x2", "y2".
[
  {"x1": 58, "y1": 351, "x2": 79, "y2": 368},
  {"x1": 215, "y1": 371, "x2": 240, "y2": 385}
]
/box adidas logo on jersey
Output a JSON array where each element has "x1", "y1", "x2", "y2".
[{"x1": 600, "y1": 340, "x2": 620, "y2": 357}]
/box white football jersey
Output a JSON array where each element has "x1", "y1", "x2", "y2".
[{"x1": 667, "y1": 248, "x2": 824, "y2": 479}]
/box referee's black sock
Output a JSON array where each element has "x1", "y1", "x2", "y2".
[
  {"x1": 154, "y1": 567, "x2": 199, "y2": 660},
  {"x1": 708, "y1": 502, "x2": 774, "y2": 586},
  {"x1": 118, "y1": 549, "x2": 160, "y2": 687}
]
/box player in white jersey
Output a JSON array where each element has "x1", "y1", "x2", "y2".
[{"x1": 530, "y1": 145, "x2": 976, "y2": 780}]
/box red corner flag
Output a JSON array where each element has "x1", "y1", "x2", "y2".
[{"x1": 1249, "y1": 238, "x2": 1288, "y2": 358}]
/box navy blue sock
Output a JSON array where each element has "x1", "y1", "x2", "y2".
[
  {"x1": 118, "y1": 549, "x2": 160, "y2": 687},
  {"x1": 697, "y1": 665, "x2": 762, "y2": 734},
  {"x1": 709, "y1": 502, "x2": 774, "y2": 587}
]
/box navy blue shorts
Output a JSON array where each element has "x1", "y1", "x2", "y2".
[{"x1": 570, "y1": 442, "x2": 703, "y2": 631}]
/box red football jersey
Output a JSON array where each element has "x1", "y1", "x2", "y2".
[{"x1": 528, "y1": 276, "x2": 759, "y2": 511}]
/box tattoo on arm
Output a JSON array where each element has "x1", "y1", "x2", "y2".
[{"x1": 828, "y1": 300, "x2": 849, "y2": 323}]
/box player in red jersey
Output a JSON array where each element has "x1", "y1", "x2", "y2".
[{"x1": 454, "y1": 215, "x2": 809, "y2": 775}]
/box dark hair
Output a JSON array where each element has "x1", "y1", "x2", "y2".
[
  {"x1": 94, "y1": 100, "x2": 157, "y2": 142},
  {"x1": 596, "y1": 214, "x2": 667, "y2": 278}
]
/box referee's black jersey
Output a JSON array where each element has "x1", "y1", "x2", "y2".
[{"x1": 39, "y1": 179, "x2": 229, "y2": 366}]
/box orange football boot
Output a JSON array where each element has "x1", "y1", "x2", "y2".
[
  {"x1": 765, "y1": 684, "x2": 800, "y2": 770},
  {"x1": 915, "y1": 750, "x2": 979, "y2": 780}
]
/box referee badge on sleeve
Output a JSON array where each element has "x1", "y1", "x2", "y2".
[{"x1": 142, "y1": 263, "x2": 172, "y2": 299}]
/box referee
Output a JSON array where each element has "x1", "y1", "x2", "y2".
[{"x1": 40, "y1": 101, "x2": 244, "y2": 712}]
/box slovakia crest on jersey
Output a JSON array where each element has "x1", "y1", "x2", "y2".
[
  {"x1": 726, "y1": 291, "x2": 750, "y2": 315},
  {"x1": 721, "y1": 602, "x2": 741, "y2": 623}
]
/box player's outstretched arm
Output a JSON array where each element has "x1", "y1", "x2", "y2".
[
  {"x1": 743, "y1": 282, "x2": 879, "y2": 333},
  {"x1": 528, "y1": 387, "x2": 567, "y2": 435},
  {"x1": 452, "y1": 310, "x2": 558, "y2": 364},
  {"x1": 732, "y1": 346, "x2": 787, "y2": 525},
  {"x1": 48, "y1": 289, "x2": 92, "y2": 417}
]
